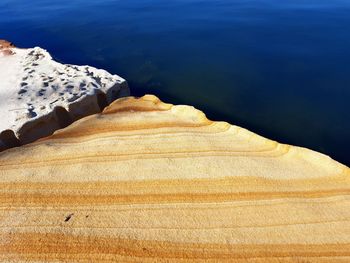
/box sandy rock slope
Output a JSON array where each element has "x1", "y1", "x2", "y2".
[{"x1": 0, "y1": 95, "x2": 349, "y2": 262}]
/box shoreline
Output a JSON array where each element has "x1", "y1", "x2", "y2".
[{"x1": 0, "y1": 40, "x2": 348, "y2": 167}]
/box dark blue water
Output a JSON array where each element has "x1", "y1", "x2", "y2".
[{"x1": 1, "y1": 0, "x2": 349, "y2": 166}]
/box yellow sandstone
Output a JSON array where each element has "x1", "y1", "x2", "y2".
[{"x1": 0, "y1": 95, "x2": 349, "y2": 262}]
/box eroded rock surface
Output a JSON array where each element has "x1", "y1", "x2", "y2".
[
  {"x1": 0, "y1": 95, "x2": 349, "y2": 262},
  {"x1": 0, "y1": 40, "x2": 129, "y2": 150}
]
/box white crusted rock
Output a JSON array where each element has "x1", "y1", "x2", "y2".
[{"x1": 0, "y1": 40, "x2": 129, "y2": 150}]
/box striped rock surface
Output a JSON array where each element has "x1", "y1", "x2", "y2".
[{"x1": 0, "y1": 95, "x2": 349, "y2": 262}]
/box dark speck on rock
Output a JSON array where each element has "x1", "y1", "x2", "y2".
[
  {"x1": 18, "y1": 89, "x2": 27, "y2": 95},
  {"x1": 27, "y1": 110, "x2": 37, "y2": 118},
  {"x1": 64, "y1": 213, "x2": 74, "y2": 222}
]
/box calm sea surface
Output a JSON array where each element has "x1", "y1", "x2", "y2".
[{"x1": 0, "y1": 0, "x2": 349, "y2": 165}]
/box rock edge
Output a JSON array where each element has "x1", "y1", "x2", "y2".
[{"x1": 0, "y1": 40, "x2": 129, "y2": 151}]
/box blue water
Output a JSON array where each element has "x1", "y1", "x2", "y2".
[{"x1": 1, "y1": 0, "x2": 349, "y2": 165}]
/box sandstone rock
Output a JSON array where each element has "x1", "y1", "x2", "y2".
[
  {"x1": 0, "y1": 41, "x2": 129, "y2": 151},
  {"x1": 0, "y1": 39, "x2": 15, "y2": 56},
  {"x1": 0, "y1": 95, "x2": 349, "y2": 262}
]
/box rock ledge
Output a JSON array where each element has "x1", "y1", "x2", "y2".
[{"x1": 0, "y1": 40, "x2": 129, "y2": 150}]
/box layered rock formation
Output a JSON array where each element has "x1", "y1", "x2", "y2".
[
  {"x1": 0, "y1": 40, "x2": 129, "y2": 151},
  {"x1": 0, "y1": 95, "x2": 349, "y2": 262}
]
